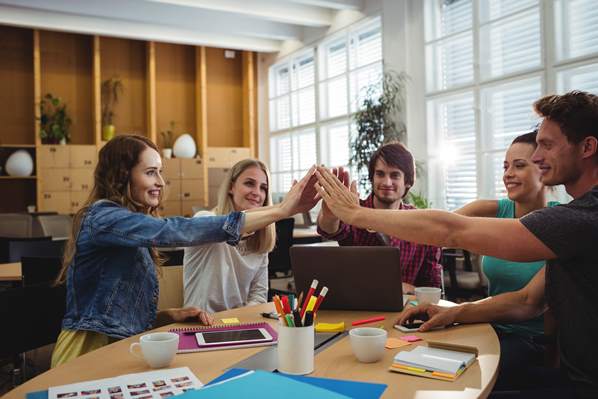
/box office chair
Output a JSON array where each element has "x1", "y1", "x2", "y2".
[
  {"x1": 0, "y1": 236, "x2": 52, "y2": 264},
  {"x1": 0, "y1": 214, "x2": 33, "y2": 238},
  {"x1": 20, "y1": 256, "x2": 63, "y2": 287},
  {"x1": 8, "y1": 239, "x2": 66, "y2": 263},
  {"x1": 0, "y1": 284, "x2": 66, "y2": 385},
  {"x1": 442, "y1": 248, "x2": 487, "y2": 301},
  {"x1": 36, "y1": 215, "x2": 72, "y2": 239},
  {"x1": 267, "y1": 218, "x2": 295, "y2": 300}
]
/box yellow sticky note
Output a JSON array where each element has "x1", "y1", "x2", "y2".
[
  {"x1": 385, "y1": 337, "x2": 412, "y2": 349},
  {"x1": 221, "y1": 318, "x2": 240, "y2": 324},
  {"x1": 315, "y1": 322, "x2": 345, "y2": 333}
]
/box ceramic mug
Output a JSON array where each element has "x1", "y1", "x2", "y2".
[
  {"x1": 129, "y1": 332, "x2": 179, "y2": 368},
  {"x1": 415, "y1": 287, "x2": 442, "y2": 305},
  {"x1": 349, "y1": 327, "x2": 387, "y2": 363}
]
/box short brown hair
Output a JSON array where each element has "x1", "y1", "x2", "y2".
[
  {"x1": 368, "y1": 142, "x2": 415, "y2": 196},
  {"x1": 534, "y1": 91, "x2": 598, "y2": 145}
]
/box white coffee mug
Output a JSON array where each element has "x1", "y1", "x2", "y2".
[
  {"x1": 349, "y1": 327, "x2": 387, "y2": 363},
  {"x1": 129, "y1": 332, "x2": 179, "y2": 368},
  {"x1": 415, "y1": 287, "x2": 442, "y2": 305}
]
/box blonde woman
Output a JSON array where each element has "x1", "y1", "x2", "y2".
[{"x1": 183, "y1": 159, "x2": 276, "y2": 313}]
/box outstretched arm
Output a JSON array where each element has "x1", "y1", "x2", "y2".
[
  {"x1": 315, "y1": 167, "x2": 555, "y2": 262},
  {"x1": 397, "y1": 266, "x2": 547, "y2": 331}
]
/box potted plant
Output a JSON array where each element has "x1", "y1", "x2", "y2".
[
  {"x1": 39, "y1": 93, "x2": 72, "y2": 144},
  {"x1": 101, "y1": 77, "x2": 124, "y2": 141},
  {"x1": 160, "y1": 121, "x2": 176, "y2": 159},
  {"x1": 349, "y1": 70, "x2": 409, "y2": 192}
]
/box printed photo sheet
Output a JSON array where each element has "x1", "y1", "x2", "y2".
[{"x1": 48, "y1": 367, "x2": 203, "y2": 399}]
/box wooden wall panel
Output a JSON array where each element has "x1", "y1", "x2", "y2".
[
  {"x1": 206, "y1": 48, "x2": 243, "y2": 147},
  {"x1": 100, "y1": 37, "x2": 148, "y2": 136},
  {"x1": 0, "y1": 26, "x2": 34, "y2": 145},
  {"x1": 155, "y1": 42, "x2": 196, "y2": 148},
  {"x1": 40, "y1": 30, "x2": 93, "y2": 145}
]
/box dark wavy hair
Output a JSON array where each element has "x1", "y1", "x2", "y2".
[{"x1": 56, "y1": 134, "x2": 163, "y2": 284}]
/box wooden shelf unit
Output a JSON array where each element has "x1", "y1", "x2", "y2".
[{"x1": 0, "y1": 24, "x2": 258, "y2": 214}]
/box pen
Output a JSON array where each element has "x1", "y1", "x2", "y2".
[
  {"x1": 293, "y1": 310, "x2": 303, "y2": 327},
  {"x1": 351, "y1": 315, "x2": 386, "y2": 326},
  {"x1": 304, "y1": 310, "x2": 314, "y2": 327},
  {"x1": 312, "y1": 286, "x2": 328, "y2": 314},
  {"x1": 300, "y1": 280, "x2": 318, "y2": 318}
]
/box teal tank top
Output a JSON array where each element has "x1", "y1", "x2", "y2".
[{"x1": 482, "y1": 198, "x2": 559, "y2": 337}]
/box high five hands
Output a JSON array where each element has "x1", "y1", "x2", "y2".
[{"x1": 315, "y1": 166, "x2": 360, "y2": 224}]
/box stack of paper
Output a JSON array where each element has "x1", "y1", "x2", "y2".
[{"x1": 390, "y1": 344, "x2": 477, "y2": 381}]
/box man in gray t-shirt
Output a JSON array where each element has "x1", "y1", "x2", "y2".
[
  {"x1": 315, "y1": 90, "x2": 598, "y2": 398},
  {"x1": 521, "y1": 187, "x2": 598, "y2": 395}
]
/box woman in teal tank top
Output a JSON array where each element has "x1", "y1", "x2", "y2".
[{"x1": 455, "y1": 131, "x2": 559, "y2": 390}]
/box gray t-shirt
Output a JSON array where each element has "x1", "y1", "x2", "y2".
[{"x1": 521, "y1": 186, "x2": 598, "y2": 396}]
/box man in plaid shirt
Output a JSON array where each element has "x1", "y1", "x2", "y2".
[{"x1": 317, "y1": 143, "x2": 442, "y2": 293}]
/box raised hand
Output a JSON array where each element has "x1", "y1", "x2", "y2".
[
  {"x1": 315, "y1": 166, "x2": 360, "y2": 224},
  {"x1": 280, "y1": 166, "x2": 320, "y2": 217}
]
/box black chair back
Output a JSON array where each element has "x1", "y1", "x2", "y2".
[
  {"x1": 0, "y1": 284, "x2": 66, "y2": 357},
  {"x1": 0, "y1": 236, "x2": 52, "y2": 263},
  {"x1": 268, "y1": 217, "x2": 295, "y2": 277},
  {"x1": 21, "y1": 256, "x2": 63, "y2": 287},
  {"x1": 8, "y1": 239, "x2": 66, "y2": 263}
]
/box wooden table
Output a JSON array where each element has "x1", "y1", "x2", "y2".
[
  {"x1": 4, "y1": 303, "x2": 499, "y2": 399},
  {"x1": 0, "y1": 262, "x2": 21, "y2": 281}
]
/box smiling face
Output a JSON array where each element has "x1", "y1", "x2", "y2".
[
  {"x1": 229, "y1": 166, "x2": 268, "y2": 211},
  {"x1": 532, "y1": 118, "x2": 583, "y2": 187},
  {"x1": 130, "y1": 147, "x2": 164, "y2": 208},
  {"x1": 372, "y1": 158, "x2": 409, "y2": 207},
  {"x1": 503, "y1": 142, "x2": 544, "y2": 202}
]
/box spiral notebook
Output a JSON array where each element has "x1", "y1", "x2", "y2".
[{"x1": 170, "y1": 322, "x2": 278, "y2": 353}]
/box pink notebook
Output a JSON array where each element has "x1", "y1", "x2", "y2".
[{"x1": 170, "y1": 322, "x2": 279, "y2": 353}]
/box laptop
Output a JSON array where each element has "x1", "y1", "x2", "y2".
[{"x1": 291, "y1": 246, "x2": 404, "y2": 312}]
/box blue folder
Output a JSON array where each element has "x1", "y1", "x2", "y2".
[
  {"x1": 207, "y1": 368, "x2": 387, "y2": 399},
  {"x1": 27, "y1": 368, "x2": 387, "y2": 399}
]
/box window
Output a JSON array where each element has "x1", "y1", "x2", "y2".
[
  {"x1": 425, "y1": 0, "x2": 597, "y2": 209},
  {"x1": 269, "y1": 17, "x2": 382, "y2": 196}
]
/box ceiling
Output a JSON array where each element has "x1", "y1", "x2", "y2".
[{"x1": 0, "y1": 0, "x2": 365, "y2": 52}]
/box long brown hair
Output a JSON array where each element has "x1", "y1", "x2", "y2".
[
  {"x1": 56, "y1": 134, "x2": 163, "y2": 284},
  {"x1": 214, "y1": 159, "x2": 275, "y2": 253}
]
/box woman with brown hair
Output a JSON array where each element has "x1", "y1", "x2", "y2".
[
  {"x1": 51, "y1": 135, "x2": 317, "y2": 367},
  {"x1": 183, "y1": 159, "x2": 276, "y2": 312}
]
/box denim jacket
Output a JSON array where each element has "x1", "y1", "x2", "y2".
[{"x1": 62, "y1": 200, "x2": 244, "y2": 339}]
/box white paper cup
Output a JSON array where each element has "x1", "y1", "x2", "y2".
[
  {"x1": 415, "y1": 287, "x2": 442, "y2": 305},
  {"x1": 129, "y1": 332, "x2": 179, "y2": 368},
  {"x1": 349, "y1": 327, "x2": 387, "y2": 363},
  {"x1": 277, "y1": 324, "x2": 314, "y2": 375}
]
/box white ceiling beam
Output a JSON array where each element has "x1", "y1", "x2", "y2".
[
  {"x1": 284, "y1": 0, "x2": 363, "y2": 10},
  {"x1": 0, "y1": 4, "x2": 282, "y2": 52},
  {"x1": 147, "y1": 0, "x2": 334, "y2": 27},
  {"x1": 0, "y1": 0, "x2": 304, "y2": 41}
]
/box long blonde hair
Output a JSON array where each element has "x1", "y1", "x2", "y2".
[
  {"x1": 56, "y1": 134, "x2": 163, "y2": 284},
  {"x1": 214, "y1": 159, "x2": 276, "y2": 253}
]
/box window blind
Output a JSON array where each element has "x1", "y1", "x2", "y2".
[
  {"x1": 557, "y1": 62, "x2": 598, "y2": 94},
  {"x1": 555, "y1": 0, "x2": 598, "y2": 61}
]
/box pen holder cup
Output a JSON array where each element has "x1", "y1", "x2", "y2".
[{"x1": 277, "y1": 324, "x2": 314, "y2": 375}]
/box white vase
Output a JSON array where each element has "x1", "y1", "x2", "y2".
[
  {"x1": 173, "y1": 134, "x2": 196, "y2": 158},
  {"x1": 5, "y1": 150, "x2": 34, "y2": 177},
  {"x1": 162, "y1": 148, "x2": 173, "y2": 159}
]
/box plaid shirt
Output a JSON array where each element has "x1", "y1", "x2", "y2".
[{"x1": 317, "y1": 194, "x2": 442, "y2": 287}]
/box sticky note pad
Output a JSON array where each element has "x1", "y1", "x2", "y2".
[
  {"x1": 399, "y1": 335, "x2": 422, "y2": 342},
  {"x1": 385, "y1": 338, "x2": 411, "y2": 349},
  {"x1": 221, "y1": 318, "x2": 240, "y2": 324},
  {"x1": 315, "y1": 322, "x2": 345, "y2": 333}
]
